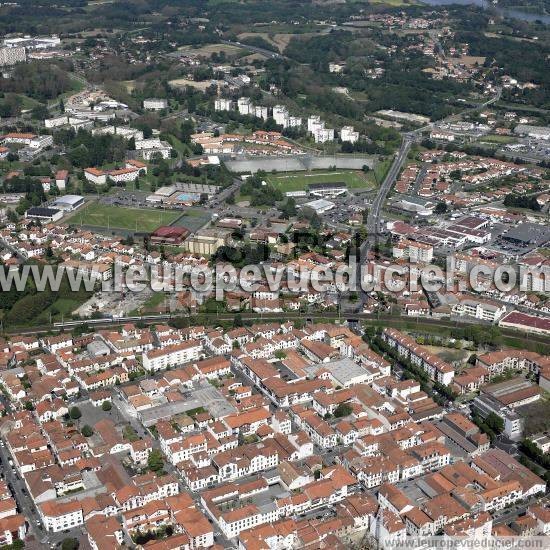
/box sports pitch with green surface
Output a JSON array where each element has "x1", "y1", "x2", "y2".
[
  {"x1": 67, "y1": 203, "x2": 181, "y2": 231},
  {"x1": 265, "y1": 170, "x2": 375, "y2": 193}
]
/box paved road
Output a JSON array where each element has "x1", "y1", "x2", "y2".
[
  {"x1": 361, "y1": 135, "x2": 413, "y2": 262},
  {"x1": 221, "y1": 39, "x2": 284, "y2": 60}
]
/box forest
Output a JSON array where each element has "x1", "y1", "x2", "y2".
[
  {"x1": 0, "y1": 62, "x2": 74, "y2": 101},
  {"x1": 53, "y1": 129, "x2": 128, "y2": 168},
  {"x1": 0, "y1": 264, "x2": 94, "y2": 326}
]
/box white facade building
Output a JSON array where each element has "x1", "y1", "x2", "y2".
[
  {"x1": 341, "y1": 126, "x2": 359, "y2": 143},
  {"x1": 142, "y1": 341, "x2": 203, "y2": 372},
  {"x1": 0, "y1": 46, "x2": 26, "y2": 66},
  {"x1": 84, "y1": 168, "x2": 107, "y2": 185},
  {"x1": 135, "y1": 138, "x2": 172, "y2": 160},
  {"x1": 313, "y1": 127, "x2": 335, "y2": 143},
  {"x1": 45, "y1": 115, "x2": 69, "y2": 129},
  {"x1": 237, "y1": 97, "x2": 253, "y2": 116},
  {"x1": 254, "y1": 106, "x2": 269, "y2": 120},
  {"x1": 273, "y1": 105, "x2": 290, "y2": 128},
  {"x1": 307, "y1": 115, "x2": 324, "y2": 134},
  {"x1": 39, "y1": 501, "x2": 84, "y2": 533},
  {"x1": 143, "y1": 98, "x2": 168, "y2": 111},
  {"x1": 215, "y1": 98, "x2": 234, "y2": 112}
]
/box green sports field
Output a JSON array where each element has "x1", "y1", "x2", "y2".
[
  {"x1": 265, "y1": 170, "x2": 375, "y2": 193},
  {"x1": 67, "y1": 203, "x2": 181, "y2": 231}
]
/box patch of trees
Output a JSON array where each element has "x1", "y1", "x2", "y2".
[
  {"x1": 240, "y1": 171, "x2": 283, "y2": 207},
  {"x1": 206, "y1": 108, "x2": 285, "y2": 134},
  {"x1": 0, "y1": 93, "x2": 23, "y2": 117},
  {"x1": 457, "y1": 30, "x2": 550, "y2": 109},
  {"x1": 213, "y1": 243, "x2": 270, "y2": 269},
  {"x1": 334, "y1": 402, "x2": 353, "y2": 418},
  {"x1": 451, "y1": 325, "x2": 502, "y2": 347},
  {"x1": 285, "y1": 31, "x2": 355, "y2": 69},
  {"x1": 342, "y1": 139, "x2": 386, "y2": 155},
  {"x1": 503, "y1": 193, "x2": 541, "y2": 211},
  {"x1": 279, "y1": 197, "x2": 297, "y2": 219},
  {"x1": 0, "y1": 62, "x2": 73, "y2": 101},
  {"x1": 1, "y1": 176, "x2": 46, "y2": 215},
  {"x1": 208, "y1": 0, "x2": 355, "y2": 26},
  {"x1": 239, "y1": 35, "x2": 278, "y2": 53},
  {"x1": 53, "y1": 128, "x2": 127, "y2": 168},
  {"x1": 521, "y1": 439, "x2": 550, "y2": 470},
  {"x1": 0, "y1": 264, "x2": 94, "y2": 327},
  {"x1": 355, "y1": 63, "x2": 472, "y2": 120},
  {"x1": 471, "y1": 411, "x2": 504, "y2": 441}
]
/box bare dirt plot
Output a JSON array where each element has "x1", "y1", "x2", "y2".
[
  {"x1": 169, "y1": 78, "x2": 223, "y2": 91},
  {"x1": 423, "y1": 344, "x2": 470, "y2": 365}
]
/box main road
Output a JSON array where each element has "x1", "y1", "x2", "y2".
[
  {"x1": 360, "y1": 134, "x2": 413, "y2": 262},
  {"x1": 357, "y1": 84, "x2": 502, "y2": 267}
]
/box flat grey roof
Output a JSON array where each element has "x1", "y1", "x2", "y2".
[
  {"x1": 54, "y1": 194, "x2": 84, "y2": 205},
  {"x1": 304, "y1": 357, "x2": 368, "y2": 385}
]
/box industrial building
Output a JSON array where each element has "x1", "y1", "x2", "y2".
[
  {"x1": 52, "y1": 195, "x2": 84, "y2": 212},
  {"x1": 25, "y1": 207, "x2": 63, "y2": 223},
  {"x1": 301, "y1": 199, "x2": 336, "y2": 215},
  {"x1": 150, "y1": 226, "x2": 190, "y2": 245}
]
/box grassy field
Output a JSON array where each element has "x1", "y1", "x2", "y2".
[
  {"x1": 237, "y1": 31, "x2": 322, "y2": 53},
  {"x1": 177, "y1": 43, "x2": 244, "y2": 58},
  {"x1": 366, "y1": 0, "x2": 419, "y2": 5},
  {"x1": 265, "y1": 170, "x2": 375, "y2": 193},
  {"x1": 67, "y1": 203, "x2": 181, "y2": 231},
  {"x1": 478, "y1": 134, "x2": 517, "y2": 144}
]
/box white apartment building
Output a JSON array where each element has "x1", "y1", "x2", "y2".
[
  {"x1": 307, "y1": 115, "x2": 324, "y2": 134},
  {"x1": 4, "y1": 35, "x2": 60, "y2": 50},
  {"x1": 39, "y1": 501, "x2": 84, "y2": 533},
  {"x1": 108, "y1": 168, "x2": 140, "y2": 183},
  {"x1": 273, "y1": 105, "x2": 290, "y2": 128},
  {"x1": 167, "y1": 434, "x2": 208, "y2": 465},
  {"x1": 218, "y1": 506, "x2": 280, "y2": 539},
  {"x1": 84, "y1": 168, "x2": 107, "y2": 185},
  {"x1": 92, "y1": 125, "x2": 144, "y2": 141},
  {"x1": 341, "y1": 125, "x2": 359, "y2": 143},
  {"x1": 392, "y1": 239, "x2": 434, "y2": 264},
  {"x1": 430, "y1": 130, "x2": 455, "y2": 142},
  {"x1": 237, "y1": 97, "x2": 253, "y2": 115},
  {"x1": 45, "y1": 115, "x2": 69, "y2": 129},
  {"x1": 3, "y1": 133, "x2": 53, "y2": 149},
  {"x1": 215, "y1": 98, "x2": 234, "y2": 111},
  {"x1": 135, "y1": 138, "x2": 172, "y2": 160},
  {"x1": 329, "y1": 62, "x2": 345, "y2": 73},
  {"x1": 30, "y1": 135, "x2": 54, "y2": 149},
  {"x1": 142, "y1": 341, "x2": 203, "y2": 372},
  {"x1": 64, "y1": 260, "x2": 113, "y2": 282},
  {"x1": 143, "y1": 98, "x2": 168, "y2": 111},
  {"x1": 254, "y1": 105, "x2": 269, "y2": 120},
  {"x1": 313, "y1": 127, "x2": 334, "y2": 143},
  {"x1": 0, "y1": 46, "x2": 26, "y2": 66},
  {"x1": 288, "y1": 116, "x2": 302, "y2": 128},
  {"x1": 452, "y1": 299, "x2": 507, "y2": 323}
]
